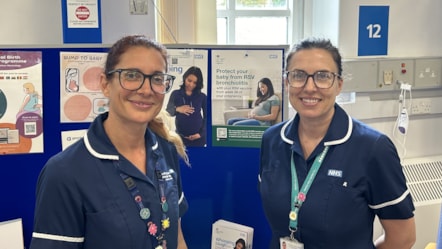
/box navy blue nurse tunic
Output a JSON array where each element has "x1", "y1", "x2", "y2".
[
  {"x1": 258, "y1": 104, "x2": 414, "y2": 249},
  {"x1": 30, "y1": 112, "x2": 188, "y2": 249}
]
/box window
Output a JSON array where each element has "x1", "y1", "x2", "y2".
[{"x1": 216, "y1": 0, "x2": 296, "y2": 45}]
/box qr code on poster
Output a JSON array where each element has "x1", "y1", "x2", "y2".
[
  {"x1": 216, "y1": 127, "x2": 227, "y2": 139},
  {"x1": 24, "y1": 121, "x2": 37, "y2": 136}
]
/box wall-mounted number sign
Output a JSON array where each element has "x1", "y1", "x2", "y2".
[{"x1": 358, "y1": 6, "x2": 389, "y2": 56}]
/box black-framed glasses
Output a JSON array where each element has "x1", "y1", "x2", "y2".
[
  {"x1": 285, "y1": 70, "x2": 341, "y2": 89},
  {"x1": 107, "y1": 69, "x2": 175, "y2": 94}
]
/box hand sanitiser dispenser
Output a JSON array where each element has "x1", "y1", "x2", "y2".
[
  {"x1": 396, "y1": 81, "x2": 412, "y2": 135},
  {"x1": 398, "y1": 107, "x2": 409, "y2": 134},
  {"x1": 393, "y1": 81, "x2": 412, "y2": 160}
]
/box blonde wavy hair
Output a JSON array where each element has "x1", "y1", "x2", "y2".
[{"x1": 149, "y1": 111, "x2": 190, "y2": 166}]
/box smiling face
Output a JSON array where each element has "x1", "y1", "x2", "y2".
[
  {"x1": 101, "y1": 46, "x2": 167, "y2": 126},
  {"x1": 258, "y1": 82, "x2": 268, "y2": 96},
  {"x1": 235, "y1": 241, "x2": 245, "y2": 249},
  {"x1": 286, "y1": 48, "x2": 343, "y2": 122},
  {"x1": 235, "y1": 243, "x2": 244, "y2": 249}
]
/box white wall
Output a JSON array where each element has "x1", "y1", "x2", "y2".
[
  {"x1": 305, "y1": 0, "x2": 340, "y2": 46},
  {"x1": 0, "y1": 0, "x2": 157, "y2": 46},
  {"x1": 305, "y1": 0, "x2": 442, "y2": 58},
  {"x1": 337, "y1": 0, "x2": 442, "y2": 58},
  {"x1": 0, "y1": 1, "x2": 63, "y2": 45},
  {"x1": 101, "y1": 0, "x2": 156, "y2": 44},
  {"x1": 305, "y1": 0, "x2": 442, "y2": 158}
]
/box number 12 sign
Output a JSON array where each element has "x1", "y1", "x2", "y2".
[{"x1": 358, "y1": 6, "x2": 389, "y2": 56}]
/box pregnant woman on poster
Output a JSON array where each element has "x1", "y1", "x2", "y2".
[
  {"x1": 166, "y1": 66, "x2": 207, "y2": 147},
  {"x1": 17, "y1": 82, "x2": 42, "y2": 118},
  {"x1": 227, "y1": 77, "x2": 280, "y2": 126}
]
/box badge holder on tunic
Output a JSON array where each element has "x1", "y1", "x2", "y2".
[{"x1": 118, "y1": 162, "x2": 170, "y2": 249}]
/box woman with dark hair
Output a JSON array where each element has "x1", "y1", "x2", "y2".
[
  {"x1": 166, "y1": 66, "x2": 207, "y2": 147},
  {"x1": 259, "y1": 37, "x2": 415, "y2": 249},
  {"x1": 227, "y1": 77, "x2": 280, "y2": 126},
  {"x1": 234, "y1": 238, "x2": 246, "y2": 249}
]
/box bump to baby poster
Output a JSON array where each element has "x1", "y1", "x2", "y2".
[
  {"x1": 60, "y1": 52, "x2": 108, "y2": 123},
  {"x1": 0, "y1": 51, "x2": 43, "y2": 154}
]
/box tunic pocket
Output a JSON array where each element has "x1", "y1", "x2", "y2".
[{"x1": 84, "y1": 205, "x2": 132, "y2": 248}]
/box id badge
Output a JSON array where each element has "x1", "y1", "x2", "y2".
[{"x1": 280, "y1": 236, "x2": 304, "y2": 249}]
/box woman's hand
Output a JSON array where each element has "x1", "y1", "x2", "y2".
[
  {"x1": 248, "y1": 112, "x2": 256, "y2": 119},
  {"x1": 185, "y1": 133, "x2": 201, "y2": 141},
  {"x1": 176, "y1": 105, "x2": 194, "y2": 116}
]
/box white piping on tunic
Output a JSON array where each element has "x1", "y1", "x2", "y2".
[
  {"x1": 368, "y1": 189, "x2": 411, "y2": 210},
  {"x1": 280, "y1": 117, "x2": 294, "y2": 145},
  {"x1": 152, "y1": 141, "x2": 158, "y2": 150},
  {"x1": 179, "y1": 192, "x2": 185, "y2": 204},
  {"x1": 277, "y1": 114, "x2": 409, "y2": 211},
  {"x1": 280, "y1": 113, "x2": 353, "y2": 146},
  {"x1": 84, "y1": 132, "x2": 159, "y2": 160},
  {"x1": 84, "y1": 133, "x2": 119, "y2": 160},
  {"x1": 32, "y1": 232, "x2": 84, "y2": 243},
  {"x1": 324, "y1": 115, "x2": 352, "y2": 146}
]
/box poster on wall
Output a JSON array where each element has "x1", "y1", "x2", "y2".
[
  {"x1": 211, "y1": 49, "x2": 284, "y2": 148},
  {"x1": 67, "y1": 0, "x2": 99, "y2": 28},
  {"x1": 62, "y1": 0, "x2": 102, "y2": 43},
  {"x1": 164, "y1": 49, "x2": 209, "y2": 147},
  {"x1": 60, "y1": 51, "x2": 108, "y2": 123},
  {"x1": 0, "y1": 51, "x2": 44, "y2": 154}
]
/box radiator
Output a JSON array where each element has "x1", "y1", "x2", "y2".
[{"x1": 374, "y1": 155, "x2": 442, "y2": 249}]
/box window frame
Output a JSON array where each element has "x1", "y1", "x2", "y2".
[{"x1": 217, "y1": 0, "x2": 303, "y2": 45}]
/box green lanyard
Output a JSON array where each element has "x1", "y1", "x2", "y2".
[{"x1": 289, "y1": 146, "x2": 329, "y2": 239}]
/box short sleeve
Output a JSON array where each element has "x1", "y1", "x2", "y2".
[
  {"x1": 367, "y1": 135, "x2": 415, "y2": 219},
  {"x1": 30, "y1": 157, "x2": 85, "y2": 249},
  {"x1": 270, "y1": 95, "x2": 280, "y2": 106}
]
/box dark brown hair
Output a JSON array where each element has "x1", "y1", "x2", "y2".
[
  {"x1": 285, "y1": 37, "x2": 342, "y2": 76},
  {"x1": 255, "y1": 77, "x2": 275, "y2": 106}
]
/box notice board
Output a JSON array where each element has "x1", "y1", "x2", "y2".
[{"x1": 0, "y1": 44, "x2": 287, "y2": 248}]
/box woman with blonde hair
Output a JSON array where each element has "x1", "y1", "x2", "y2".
[{"x1": 30, "y1": 35, "x2": 190, "y2": 249}]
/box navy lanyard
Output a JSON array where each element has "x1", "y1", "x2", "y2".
[
  {"x1": 289, "y1": 146, "x2": 329, "y2": 239},
  {"x1": 182, "y1": 97, "x2": 192, "y2": 107},
  {"x1": 118, "y1": 162, "x2": 169, "y2": 248}
]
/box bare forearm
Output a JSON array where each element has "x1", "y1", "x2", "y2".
[
  {"x1": 375, "y1": 218, "x2": 416, "y2": 249},
  {"x1": 177, "y1": 219, "x2": 188, "y2": 249}
]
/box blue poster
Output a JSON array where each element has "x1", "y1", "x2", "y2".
[{"x1": 358, "y1": 6, "x2": 389, "y2": 56}]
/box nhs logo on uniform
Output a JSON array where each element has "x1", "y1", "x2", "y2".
[{"x1": 327, "y1": 169, "x2": 343, "y2": 178}]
